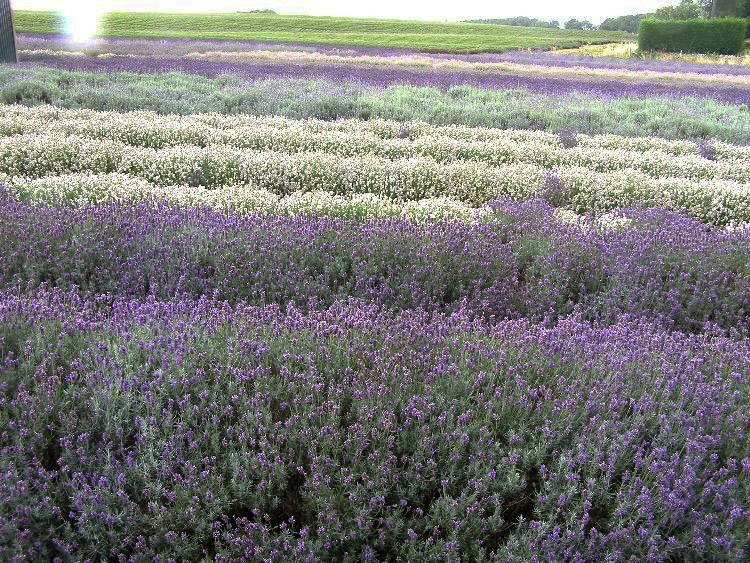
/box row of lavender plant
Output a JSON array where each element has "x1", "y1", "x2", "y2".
[
  {"x1": 5, "y1": 105, "x2": 749, "y2": 167},
  {"x1": 1, "y1": 286, "x2": 748, "y2": 561},
  {"x1": 1, "y1": 192, "x2": 748, "y2": 335},
  {"x1": 5, "y1": 171, "x2": 748, "y2": 229},
  {"x1": 4, "y1": 68, "x2": 748, "y2": 143},
  {"x1": 8, "y1": 130, "x2": 745, "y2": 184},
  {"x1": 7, "y1": 105, "x2": 749, "y2": 161},
  {"x1": 170, "y1": 50, "x2": 750, "y2": 89},
  {"x1": 15, "y1": 49, "x2": 750, "y2": 107},
  {"x1": 3, "y1": 175, "x2": 487, "y2": 223},
  {"x1": 3, "y1": 136, "x2": 748, "y2": 226},
  {"x1": 17, "y1": 32, "x2": 750, "y2": 77},
  {"x1": 28, "y1": 47, "x2": 747, "y2": 91}
]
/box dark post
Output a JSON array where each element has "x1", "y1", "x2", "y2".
[{"x1": 0, "y1": 0, "x2": 18, "y2": 63}]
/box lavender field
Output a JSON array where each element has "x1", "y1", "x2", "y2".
[{"x1": 1, "y1": 29, "x2": 750, "y2": 562}]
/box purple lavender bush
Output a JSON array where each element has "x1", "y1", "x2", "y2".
[
  {"x1": 558, "y1": 128, "x2": 579, "y2": 149},
  {"x1": 15, "y1": 54, "x2": 750, "y2": 107},
  {"x1": 0, "y1": 194, "x2": 748, "y2": 335},
  {"x1": 697, "y1": 139, "x2": 717, "y2": 161},
  {"x1": 0, "y1": 289, "x2": 748, "y2": 560},
  {"x1": 538, "y1": 171, "x2": 573, "y2": 207}
]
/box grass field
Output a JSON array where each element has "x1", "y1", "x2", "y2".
[{"x1": 13, "y1": 10, "x2": 631, "y2": 53}]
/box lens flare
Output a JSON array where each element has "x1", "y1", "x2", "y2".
[{"x1": 64, "y1": 0, "x2": 101, "y2": 44}]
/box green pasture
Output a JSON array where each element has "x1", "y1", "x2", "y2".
[{"x1": 13, "y1": 10, "x2": 631, "y2": 53}]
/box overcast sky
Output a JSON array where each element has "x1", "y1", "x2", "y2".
[{"x1": 13, "y1": 0, "x2": 681, "y2": 25}]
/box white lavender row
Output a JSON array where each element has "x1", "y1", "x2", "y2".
[
  {"x1": 2, "y1": 174, "x2": 485, "y2": 223},
  {"x1": 3, "y1": 105, "x2": 748, "y2": 163},
  {"x1": 1, "y1": 139, "x2": 748, "y2": 226}
]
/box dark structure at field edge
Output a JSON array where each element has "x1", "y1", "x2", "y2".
[{"x1": 0, "y1": 0, "x2": 18, "y2": 63}]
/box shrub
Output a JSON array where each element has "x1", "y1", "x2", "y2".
[
  {"x1": 558, "y1": 128, "x2": 578, "y2": 149},
  {"x1": 0, "y1": 80, "x2": 56, "y2": 105},
  {"x1": 3, "y1": 291, "x2": 749, "y2": 561},
  {"x1": 696, "y1": 139, "x2": 716, "y2": 161},
  {"x1": 638, "y1": 18, "x2": 747, "y2": 55},
  {"x1": 538, "y1": 171, "x2": 572, "y2": 207}
]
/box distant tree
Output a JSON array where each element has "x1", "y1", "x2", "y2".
[
  {"x1": 654, "y1": 0, "x2": 704, "y2": 19},
  {"x1": 697, "y1": 0, "x2": 743, "y2": 16},
  {"x1": 465, "y1": 16, "x2": 561, "y2": 28},
  {"x1": 599, "y1": 14, "x2": 647, "y2": 32},
  {"x1": 564, "y1": 18, "x2": 596, "y2": 30},
  {"x1": 602, "y1": 0, "x2": 743, "y2": 30}
]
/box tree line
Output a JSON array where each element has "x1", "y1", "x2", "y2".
[{"x1": 467, "y1": 0, "x2": 750, "y2": 33}]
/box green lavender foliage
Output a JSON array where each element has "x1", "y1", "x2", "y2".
[{"x1": 2, "y1": 67, "x2": 749, "y2": 144}]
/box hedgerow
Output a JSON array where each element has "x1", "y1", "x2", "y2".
[{"x1": 639, "y1": 18, "x2": 747, "y2": 55}]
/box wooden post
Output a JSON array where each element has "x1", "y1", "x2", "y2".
[{"x1": 0, "y1": 0, "x2": 18, "y2": 63}]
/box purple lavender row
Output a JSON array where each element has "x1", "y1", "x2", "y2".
[
  {"x1": 1, "y1": 193, "x2": 748, "y2": 335},
  {"x1": 1, "y1": 287, "x2": 748, "y2": 560},
  {"x1": 15, "y1": 54, "x2": 750, "y2": 106},
  {"x1": 18, "y1": 32, "x2": 750, "y2": 77}
]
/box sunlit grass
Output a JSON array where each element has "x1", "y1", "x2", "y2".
[
  {"x1": 14, "y1": 10, "x2": 631, "y2": 54},
  {"x1": 556, "y1": 41, "x2": 750, "y2": 65}
]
